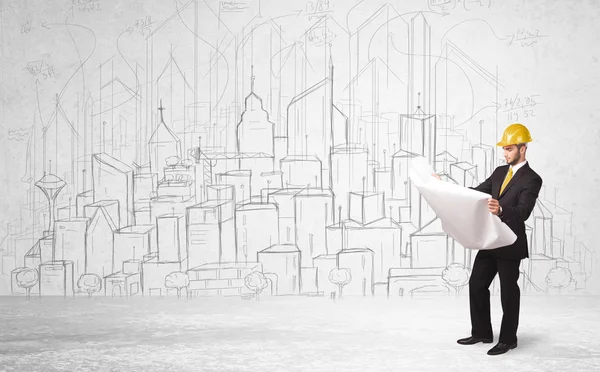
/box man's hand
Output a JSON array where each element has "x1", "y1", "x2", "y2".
[
  {"x1": 487, "y1": 198, "x2": 501, "y2": 215},
  {"x1": 431, "y1": 173, "x2": 442, "y2": 181}
]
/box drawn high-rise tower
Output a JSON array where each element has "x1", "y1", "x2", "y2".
[
  {"x1": 407, "y1": 12, "x2": 432, "y2": 115},
  {"x1": 286, "y1": 56, "x2": 348, "y2": 188},
  {"x1": 236, "y1": 66, "x2": 275, "y2": 157},
  {"x1": 401, "y1": 13, "x2": 436, "y2": 169},
  {"x1": 148, "y1": 100, "x2": 182, "y2": 179}
]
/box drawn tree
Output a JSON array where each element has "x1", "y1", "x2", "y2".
[
  {"x1": 180, "y1": 158, "x2": 194, "y2": 167},
  {"x1": 442, "y1": 263, "x2": 470, "y2": 296},
  {"x1": 165, "y1": 272, "x2": 190, "y2": 298},
  {"x1": 244, "y1": 272, "x2": 268, "y2": 300},
  {"x1": 16, "y1": 268, "x2": 39, "y2": 299},
  {"x1": 329, "y1": 268, "x2": 352, "y2": 299},
  {"x1": 78, "y1": 273, "x2": 102, "y2": 298},
  {"x1": 545, "y1": 267, "x2": 573, "y2": 294},
  {"x1": 165, "y1": 156, "x2": 180, "y2": 167}
]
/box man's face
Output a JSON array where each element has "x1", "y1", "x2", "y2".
[{"x1": 503, "y1": 145, "x2": 523, "y2": 166}]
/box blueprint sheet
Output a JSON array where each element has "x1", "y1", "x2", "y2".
[{"x1": 409, "y1": 157, "x2": 517, "y2": 250}]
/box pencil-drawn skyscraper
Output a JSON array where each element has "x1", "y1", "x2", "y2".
[
  {"x1": 236, "y1": 67, "x2": 275, "y2": 157},
  {"x1": 92, "y1": 153, "x2": 135, "y2": 227},
  {"x1": 408, "y1": 13, "x2": 432, "y2": 115},
  {"x1": 148, "y1": 101, "x2": 182, "y2": 179},
  {"x1": 286, "y1": 57, "x2": 347, "y2": 188},
  {"x1": 400, "y1": 13, "x2": 436, "y2": 169}
]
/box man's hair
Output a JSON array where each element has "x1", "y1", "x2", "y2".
[{"x1": 516, "y1": 143, "x2": 528, "y2": 150}]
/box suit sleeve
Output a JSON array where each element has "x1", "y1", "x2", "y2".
[
  {"x1": 501, "y1": 175, "x2": 543, "y2": 223},
  {"x1": 469, "y1": 174, "x2": 493, "y2": 195}
]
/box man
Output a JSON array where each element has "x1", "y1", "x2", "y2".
[{"x1": 433, "y1": 123, "x2": 543, "y2": 356}]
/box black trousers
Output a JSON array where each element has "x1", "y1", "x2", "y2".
[{"x1": 469, "y1": 250, "x2": 521, "y2": 344}]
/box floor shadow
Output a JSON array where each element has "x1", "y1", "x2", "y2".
[{"x1": 515, "y1": 333, "x2": 544, "y2": 347}]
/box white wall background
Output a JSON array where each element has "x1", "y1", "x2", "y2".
[{"x1": 0, "y1": 0, "x2": 599, "y2": 293}]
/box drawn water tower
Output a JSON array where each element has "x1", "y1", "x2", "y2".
[{"x1": 35, "y1": 174, "x2": 66, "y2": 236}]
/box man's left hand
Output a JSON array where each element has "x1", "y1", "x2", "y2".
[{"x1": 487, "y1": 198, "x2": 501, "y2": 215}]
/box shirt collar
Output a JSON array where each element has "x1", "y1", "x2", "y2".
[{"x1": 510, "y1": 160, "x2": 527, "y2": 174}]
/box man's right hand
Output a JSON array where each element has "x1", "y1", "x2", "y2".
[{"x1": 431, "y1": 173, "x2": 442, "y2": 181}]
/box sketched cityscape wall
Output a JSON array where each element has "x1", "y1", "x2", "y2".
[{"x1": 0, "y1": 0, "x2": 594, "y2": 299}]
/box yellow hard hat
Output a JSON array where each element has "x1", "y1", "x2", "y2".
[{"x1": 496, "y1": 123, "x2": 532, "y2": 147}]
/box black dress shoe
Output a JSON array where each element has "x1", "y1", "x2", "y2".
[
  {"x1": 457, "y1": 336, "x2": 494, "y2": 345},
  {"x1": 487, "y1": 342, "x2": 517, "y2": 355}
]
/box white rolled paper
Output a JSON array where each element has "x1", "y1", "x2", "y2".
[{"x1": 409, "y1": 156, "x2": 517, "y2": 250}]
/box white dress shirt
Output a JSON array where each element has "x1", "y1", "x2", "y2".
[{"x1": 509, "y1": 160, "x2": 527, "y2": 175}]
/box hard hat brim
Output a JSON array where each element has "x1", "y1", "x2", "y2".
[{"x1": 496, "y1": 140, "x2": 532, "y2": 147}]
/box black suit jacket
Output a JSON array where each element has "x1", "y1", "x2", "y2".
[{"x1": 470, "y1": 162, "x2": 543, "y2": 260}]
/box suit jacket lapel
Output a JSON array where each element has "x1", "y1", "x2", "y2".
[{"x1": 498, "y1": 163, "x2": 529, "y2": 199}]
